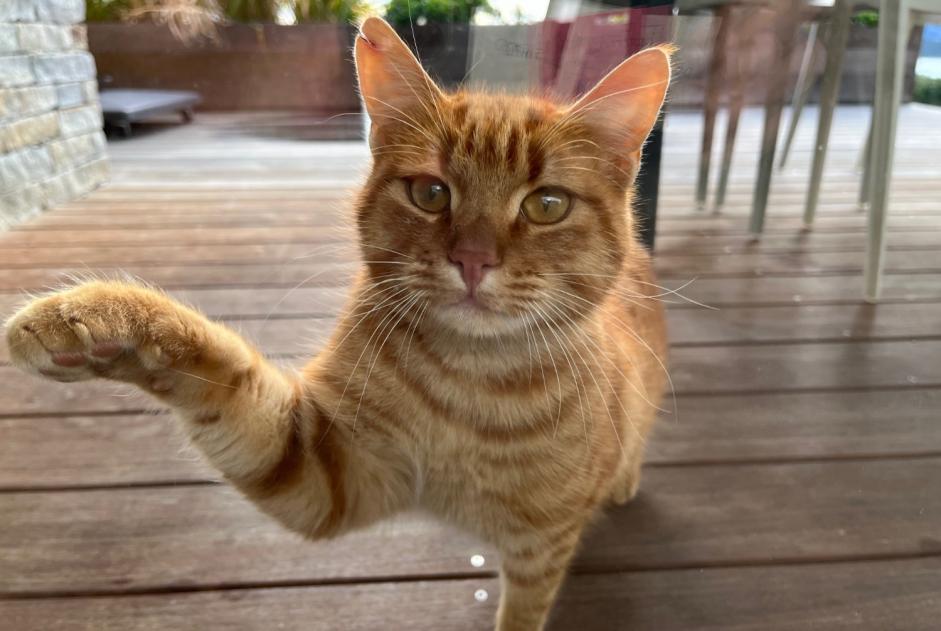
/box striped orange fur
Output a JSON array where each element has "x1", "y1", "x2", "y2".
[{"x1": 5, "y1": 17, "x2": 671, "y2": 631}]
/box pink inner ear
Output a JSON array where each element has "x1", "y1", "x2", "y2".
[
  {"x1": 569, "y1": 47, "x2": 672, "y2": 152},
  {"x1": 354, "y1": 17, "x2": 443, "y2": 128}
]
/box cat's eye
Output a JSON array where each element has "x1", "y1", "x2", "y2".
[
  {"x1": 407, "y1": 176, "x2": 450, "y2": 213},
  {"x1": 520, "y1": 187, "x2": 572, "y2": 225}
]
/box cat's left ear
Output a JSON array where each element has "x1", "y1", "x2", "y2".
[
  {"x1": 567, "y1": 46, "x2": 674, "y2": 152},
  {"x1": 354, "y1": 17, "x2": 443, "y2": 141}
]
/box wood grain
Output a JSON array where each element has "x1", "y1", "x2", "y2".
[
  {"x1": 4, "y1": 558, "x2": 941, "y2": 631},
  {"x1": 3, "y1": 389, "x2": 940, "y2": 489},
  {"x1": 1, "y1": 459, "x2": 939, "y2": 595}
]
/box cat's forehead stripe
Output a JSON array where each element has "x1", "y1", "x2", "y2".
[{"x1": 441, "y1": 95, "x2": 557, "y2": 180}]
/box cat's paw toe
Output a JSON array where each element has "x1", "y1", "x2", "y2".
[{"x1": 4, "y1": 294, "x2": 132, "y2": 382}]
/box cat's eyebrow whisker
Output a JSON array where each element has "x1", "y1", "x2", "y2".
[
  {"x1": 381, "y1": 52, "x2": 448, "y2": 139},
  {"x1": 569, "y1": 80, "x2": 670, "y2": 114},
  {"x1": 373, "y1": 142, "x2": 425, "y2": 152},
  {"x1": 553, "y1": 155, "x2": 631, "y2": 180},
  {"x1": 553, "y1": 137, "x2": 602, "y2": 152},
  {"x1": 371, "y1": 149, "x2": 426, "y2": 159},
  {"x1": 554, "y1": 165, "x2": 622, "y2": 188},
  {"x1": 364, "y1": 101, "x2": 438, "y2": 145},
  {"x1": 364, "y1": 95, "x2": 427, "y2": 132}
]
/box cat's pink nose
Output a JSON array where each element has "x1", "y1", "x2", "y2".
[{"x1": 448, "y1": 246, "x2": 499, "y2": 295}]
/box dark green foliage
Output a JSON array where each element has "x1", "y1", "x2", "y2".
[
  {"x1": 86, "y1": 0, "x2": 364, "y2": 23},
  {"x1": 384, "y1": 0, "x2": 492, "y2": 26},
  {"x1": 86, "y1": 0, "x2": 133, "y2": 21},
  {"x1": 852, "y1": 10, "x2": 878, "y2": 28},
  {"x1": 915, "y1": 74, "x2": 941, "y2": 105},
  {"x1": 223, "y1": 0, "x2": 280, "y2": 22}
]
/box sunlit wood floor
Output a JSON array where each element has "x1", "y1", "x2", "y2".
[{"x1": 1, "y1": 104, "x2": 940, "y2": 629}]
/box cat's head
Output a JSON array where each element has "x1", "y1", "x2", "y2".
[{"x1": 352, "y1": 17, "x2": 671, "y2": 338}]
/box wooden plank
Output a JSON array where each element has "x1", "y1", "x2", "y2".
[
  {"x1": 650, "y1": 389, "x2": 941, "y2": 464},
  {"x1": 3, "y1": 389, "x2": 940, "y2": 489},
  {"x1": 553, "y1": 558, "x2": 941, "y2": 631},
  {"x1": 1, "y1": 459, "x2": 938, "y2": 595},
  {"x1": 5, "y1": 225, "x2": 941, "y2": 255},
  {"x1": 0, "y1": 288, "x2": 351, "y2": 325},
  {"x1": 4, "y1": 558, "x2": 940, "y2": 631},
  {"x1": 0, "y1": 227, "x2": 354, "y2": 248},
  {"x1": 666, "y1": 302, "x2": 941, "y2": 345},
  {"x1": 1, "y1": 241, "x2": 939, "y2": 274},
  {"x1": 669, "y1": 340, "x2": 941, "y2": 395},
  {"x1": 1, "y1": 263, "x2": 940, "y2": 309},
  {"x1": 670, "y1": 273, "x2": 941, "y2": 306},
  {"x1": 29, "y1": 209, "x2": 941, "y2": 239},
  {"x1": 0, "y1": 579, "x2": 498, "y2": 631},
  {"x1": 26, "y1": 208, "x2": 941, "y2": 237},
  {"x1": 0, "y1": 262, "x2": 361, "y2": 292},
  {"x1": 6, "y1": 299, "x2": 937, "y2": 364},
  {"x1": 0, "y1": 414, "x2": 214, "y2": 488},
  {"x1": 655, "y1": 249, "x2": 941, "y2": 277},
  {"x1": 1, "y1": 339, "x2": 938, "y2": 415},
  {"x1": 0, "y1": 243, "x2": 362, "y2": 267}
]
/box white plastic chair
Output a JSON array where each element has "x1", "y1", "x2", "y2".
[{"x1": 798, "y1": 0, "x2": 941, "y2": 300}]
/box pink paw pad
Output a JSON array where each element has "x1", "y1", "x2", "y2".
[
  {"x1": 51, "y1": 352, "x2": 87, "y2": 367},
  {"x1": 91, "y1": 342, "x2": 124, "y2": 359}
]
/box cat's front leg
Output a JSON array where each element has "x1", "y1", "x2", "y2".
[
  {"x1": 495, "y1": 522, "x2": 585, "y2": 631},
  {"x1": 4, "y1": 280, "x2": 404, "y2": 538}
]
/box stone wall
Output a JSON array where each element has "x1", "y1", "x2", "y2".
[{"x1": 0, "y1": 0, "x2": 108, "y2": 229}]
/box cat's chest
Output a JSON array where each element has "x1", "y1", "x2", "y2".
[{"x1": 412, "y1": 419, "x2": 586, "y2": 523}]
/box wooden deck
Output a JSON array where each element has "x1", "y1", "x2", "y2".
[{"x1": 2, "y1": 104, "x2": 941, "y2": 629}]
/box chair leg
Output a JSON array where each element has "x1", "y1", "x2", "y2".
[
  {"x1": 858, "y1": 114, "x2": 873, "y2": 206},
  {"x1": 779, "y1": 21, "x2": 821, "y2": 169},
  {"x1": 697, "y1": 5, "x2": 732, "y2": 211},
  {"x1": 714, "y1": 72, "x2": 744, "y2": 211},
  {"x1": 714, "y1": 10, "x2": 747, "y2": 211},
  {"x1": 865, "y1": 0, "x2": 908, "y2": 302},
  {"x1": 748, "y1": 0, "x2": 801, "y2": 236},
  {"x1": 803, "y1": 0, "x2": 852, "y2": 228}
]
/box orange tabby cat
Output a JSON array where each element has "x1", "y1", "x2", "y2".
[{"x1": 5, "y1": 17, "x2": 670, "y2": 631}]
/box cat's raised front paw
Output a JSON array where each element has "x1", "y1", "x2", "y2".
[{"x1": 4, "y1": 282, "x2": 181, "y2": 384}]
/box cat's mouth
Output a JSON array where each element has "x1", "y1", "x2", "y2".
[{"x1": 453, "y1": 295, "x2": 493, "y2": 312}]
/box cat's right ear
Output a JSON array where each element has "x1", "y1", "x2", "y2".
[{"x1": 354, "y1": 17, "x2": 442, "y2": 143}]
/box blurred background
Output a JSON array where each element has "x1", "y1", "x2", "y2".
[{"x1": 2, "y1": 1, "x2": 941, "y2": 629}]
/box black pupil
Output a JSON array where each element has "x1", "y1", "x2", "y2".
[
  {"x1": 541, "y1": 194, "x2": 560, "y2": 214},
  {"x1": 426, "y1": 183, "x2": 443, "y2": 201}
]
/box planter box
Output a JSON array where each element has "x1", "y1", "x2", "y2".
[{"x1": 87, "y1": 22, "x2": 360, "y2": 112}]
